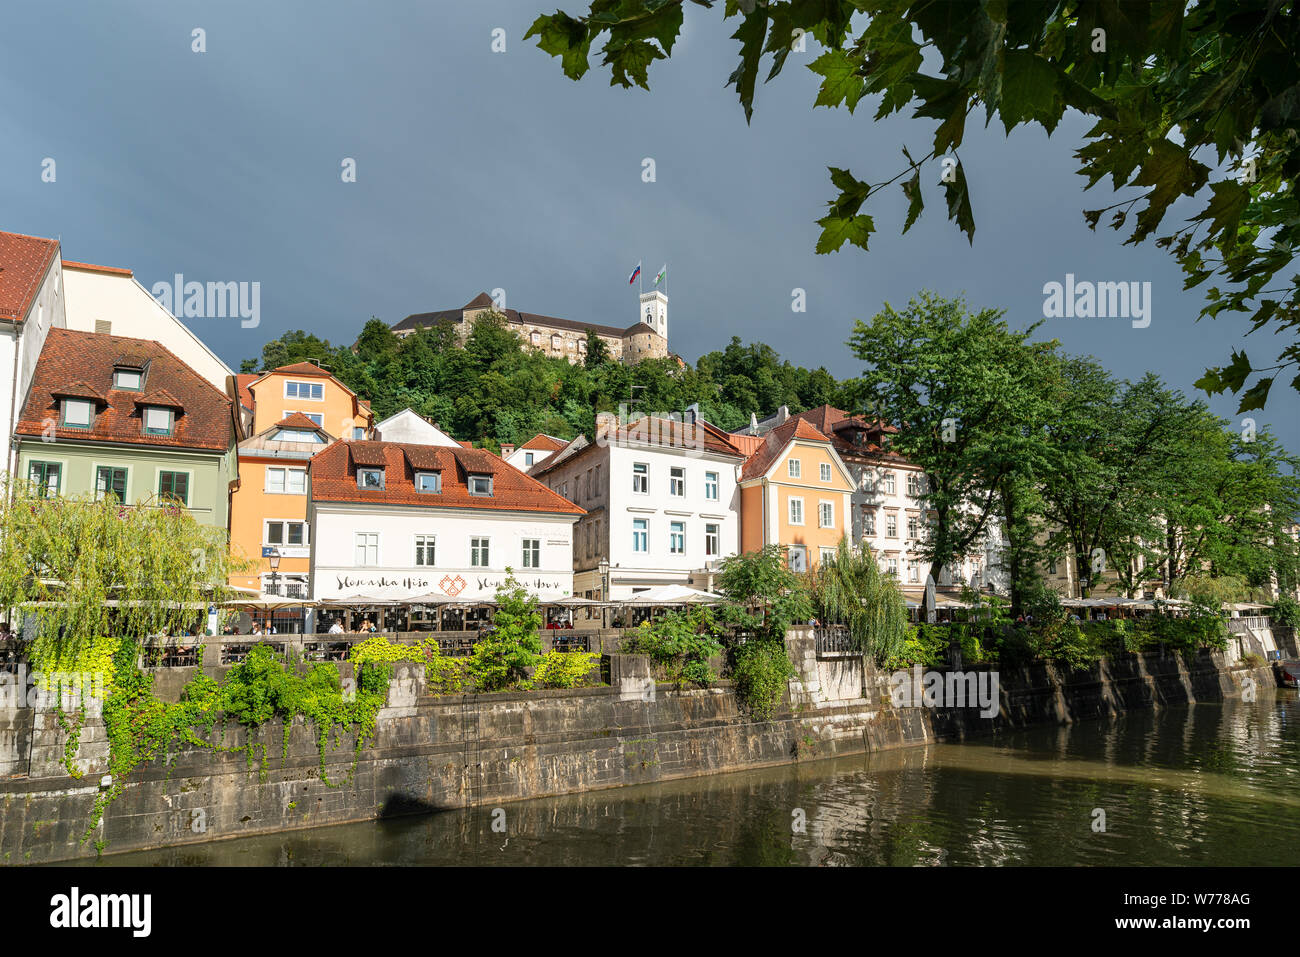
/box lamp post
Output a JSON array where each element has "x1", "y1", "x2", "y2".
[
  {"x1": 267, "y1": 548, "x2": 281, "y2": 633},
  {"x1": 598, "y1": 558, "x2": 610, "y2": 629}
]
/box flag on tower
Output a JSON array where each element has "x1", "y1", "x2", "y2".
[
  {"x1": 627, "y1": 262, "x2": 641, "y2": 285},
  {"x1": 653, "y1": 264, "x2": 667, "y2": 286}
]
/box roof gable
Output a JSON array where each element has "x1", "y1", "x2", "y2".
[{"x1": 0, "y1": 230, "x2": 59, "y2": 323}]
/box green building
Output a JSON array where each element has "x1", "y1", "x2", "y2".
[{"x1": 13, "y1": 327, "x2": 237, "y2": 527}]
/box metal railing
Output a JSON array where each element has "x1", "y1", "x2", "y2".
[
  {"x1": 1228, "y1": 616, "x2": 1272, "y2": 634},
  {"x1": 815, "y1": 626, "x2": 857, "y2": 658}
]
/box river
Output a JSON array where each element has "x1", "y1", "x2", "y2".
[{"x1": 81, "y1": 689, "x2": 1300, "y2": 866}]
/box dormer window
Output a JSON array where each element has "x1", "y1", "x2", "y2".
[
  {"x1": 274, "y1": 429, "x2": 325, "y2": 442},
  {"x1": 357, "y1": 468, "x2": 385, "y2": 490},
  {"x1": 143, "y1": 406, "x2": 174, "y2": 436},
  {"x1": 61, "y1": 398, "x2": 93, "y2": 429},
  {"x1": 468, "y1": 474, "x2": 493, "y2": 496},
  {"x1": 113, "y1": 369, "x2": 142, "y2": 390},
  {"x1": 415, "y1": 471, "x2": 442, "y2": 493}
]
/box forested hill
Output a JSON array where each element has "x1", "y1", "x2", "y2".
[{"x1": 240, "y1": 313, "x2": 847, "y2": 449}]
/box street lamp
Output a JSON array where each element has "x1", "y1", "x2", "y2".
[
  {"x1": 598, "y1": 558, "x2": 609, "y2": 602},
  {"x1": 267, "y1": 548, "x2": 281, "y2": 596}
]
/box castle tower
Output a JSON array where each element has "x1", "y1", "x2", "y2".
[{"x1": 639, "y1": 290, "x2": 668, "y2": 340}]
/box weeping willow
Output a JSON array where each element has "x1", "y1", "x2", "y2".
[
  {"x1": 808, "y1": 538, "x2": 909, "y2": 665},
  {"x1": 0, "y1": 478, "x2": 250, "y2": 682}
]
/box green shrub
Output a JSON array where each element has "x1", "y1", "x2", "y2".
[
  {"x1": 882, "y1": 623, "x2": 949, "y2": 670},
  {"x1": 533, "y1": 650, "x2": 601, "y2": 689},
  {"x1": 625, "y1": 608, "x2": 724, "y2": 687},
  {"x1": 729, "y1": 639, "x2": 794, "y2": 721}
]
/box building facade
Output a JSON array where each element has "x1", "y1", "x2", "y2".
[
  {"x1": 502, "y1": 433, "x2": 567, "y2": 471},
  {"x1": 532, "y1": 415, "x2": 745, "y2": 599},
  {"x1": 13, "y1": 328, "x2": 237, "y2": 528},
  {"x1": 308, "y1": 441, "x2": 583, "y2": 602},
  {"x1": 389, "y1": 290, "x2": 669, "y2": 365},
  {"x1": 737, "y1": 417, "x2": 856, "y2": 571},
  {"x1": 0, "y1": 230, "x2": 66, "y2": 477}
]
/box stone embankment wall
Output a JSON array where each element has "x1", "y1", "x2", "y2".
[{"x1": 0, "y1": 629, "x2": 1272, "y2": 864}]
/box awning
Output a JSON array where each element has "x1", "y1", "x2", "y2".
[{"x1": 619, "y1": 584, "x2": 725, "y2": 605}]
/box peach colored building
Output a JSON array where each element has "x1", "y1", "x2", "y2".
[
  {"x1": 228, "y1": 363, "x2": 373, "y2": 597},
  {"x1": 737, "y1": 417, "x2": 855, "y2": 572}
]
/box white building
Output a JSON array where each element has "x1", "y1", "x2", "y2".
[
  {"x1": 0, "y1": 230, "x2": 66, "y2": 476},
  {"x1": 373, "y1": 408, "x2": 462, "y2": 447},
  {"x1": 501, "y1": 433, "x2": 567, "y2": 471},
  {"x1": 307, "y1": 440, "x2": 583, "y2": 602},
  {"x1": 531, "y1": 414, "x2": 746, "y2": 599},
  {"x1": 62, "y1": 261, "x2": 233, "y2": 392}
]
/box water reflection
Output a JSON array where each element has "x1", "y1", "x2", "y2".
[{"x1": 82, "y1": 691, "x2": 1300, "y2": 867}]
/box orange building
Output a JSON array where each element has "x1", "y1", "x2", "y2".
[
  {"x1": 228, "y1": 363, "x2": 374, "y2": 596},
  {"x1": 737, "y1": 417, "x2": 855, "y2": 572}
]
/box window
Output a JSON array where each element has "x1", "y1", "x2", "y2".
[
  {"x1": 560, "y1": 482, "x2": 568, "y2": 499},
  {"x1": 632, "y1": 519, "x2": 648, "y2": 553},
  {"x1": 788, "y1": 545, "x2": 808, "y2": 573},
  {"x1": 907, "y1": 473, "x2": 922, "y2": 497},
  {"x1": 28, "y1": 461, "x2": 60, "y2": 497},
  {"x1": 524, "y1": 452, "x2": 534, "y2": 466},
  {"x1": 787, "y1": 459, "x2": 801, "y2": 478},
  {"x1": 705, "y1": 523, "x2": 720, "y2": 557},
  {"x1": 820, "y1": 547, "x2": 836, "y2": 566},
  {"x1": 670, "y1": 521, "x2": 685, "y2": 555},
  {"x1": 908, "y1": 516, "x2": 919, "y2": 539},
  {"x1": 113, "y1": 369, "x2": 142, "y2": 390},
  {"x1": 471, "y1": 537, "x2": 491, "y2": 567},
  {"x1": 531, "y1": 331, "x2": 541, "y2": 345},
  {"x1": 352, "y1": 427, "x2": 366, "y2": 440},
  {"x1": 632, "y1": 462, "x2": 649, "y2": 494},
  {"x1": 267, "y1": 521, "x2": 307, "y2": 546},
  {"x1": 285, "y1": 411, "x2": 324, "y2": 426},
  {"x1": 158, "y1": 471, "x2": 189, "y2": 505},
  {"x1": 820, "y1": 463, "x2": 832, "y2": 482},
  {"x1": 95, "y1": 466, "x2": 126, "y2": 501},
  {"x1": 909, "y1": 562, "x2": 919, "y2": 583},
  {"x1": 887, "y1": 558, "x2": 899, "y2": 577},
  {"x1": 886, "y1": 514, "x2": 898, "y2": 538},
  {"x1": 863, "y1": 509, "x2": 876, "y2": 536},
  {"x1": 883, "y1": 472, "x2": 896, "y2": 495},
  {"x1": 819, "y1": 501, "x2": 834, "y2": 528},
  {"x1": 274, "y1": 429, "x2": 324, "y2": 443},
  {"x1": 354, "y1": 532, "x2": 378, "y2": 565},
  {"x1": 789, "y1": 497, "x2": 804, "y2": 525},
  {"x1": 143, "y1": 406, "x2": 174, "y2": 435},
  {"x1": 357, "y1": 468, "x2": 384, "y2": 490},
  {"x1": 468, "y1": 475, "x2": 493, "y2": 496},
  {"x1": 266, "y1": 467, "x2": 307, "y2": 494},
  {"x1": 415, "y1": 535, "x2": 436, "y2": 566},
  {"x1": 522, "y1": 538, "x2": 540, "y2": 568},
  {"x1": 705, "y1": 471, "x2": 719, "y2": 501},
  {"x1": 670, "y1": 466, "x2": 685, "y2": 496},
  {"x1": 415, "y1": 472, "x2": 442, "y2": 493},
  {"x1": 61, "y1": 399, "x2": 93, "y2": 428},
  {"x1": 551, "y1": 335, "x2": 562, "y2": 351},
  {"x1": 285, "y1": 380, "x2": 323, "y2": 400}
]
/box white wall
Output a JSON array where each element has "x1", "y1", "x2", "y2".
[
  {"x1": 62, "y1": 268, "x2": 232, "y2": 391},
  {"x1": 373, "y1": 409, "x2": 461, "y2": 447},
  {"x1": 505, "y1": 446, "x2": 554, "y2": 470},
  {"x1": 310, "y1": 502, "x2": 577, "y2": 601},
  {"x1": 2, "y1": 259, "x2": 66, "y2": 475}
]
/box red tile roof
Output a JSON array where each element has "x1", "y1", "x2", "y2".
[
  {"x1": 789, "y1": 404, "x2": 903, "y2": 460},
  {"x1": 0, "y1": 230, "x2": 59, "y2": 323},
  {"x1": 274, "y1": 412, "x2": 325, "y2": 430},
  {"x1": 608, "y1": 417, "x2": 746, "y2": 458},
  {"x1": 16, "y1": 328, "x2": 233, "y2": 452},
  {"x1": 272, "y1": 361, "x2": 332, "y2": 377},
  {"x1": 234, "y1": 373, "x2": 258, "y2": 410},
  {"x1": 520, "y1": 433, "x2": 567, "y2": 452},
  {"x1": 134, "y1": 388, "x2": 184, "y2": 409},
  {"x1": 740, "y1": 415, "x2": 833, "y2": 482},
  {"x1": 62, "y1": 260, "x2": 133, "y2": 278},
  {"x1": 52, "y1": 381, "x2": 107, "y2": 402},
  {"x1": 310, "y1": 441, "x2": 586, "y2": 514}
]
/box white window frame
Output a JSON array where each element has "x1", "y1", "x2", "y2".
[
  {"x1": 818, "y1": 500, "x2": 834, "y2": 529},
  {"x1": 632, "y1": 518, "x2": 648, "y2": 553},
  {"x1": 669, "y1": 466, "x2": 685, "y2": 497},
  {"x1": 521, "y1": 538, "x2": 541, "y2": 568},
  {"x1": 265, "y1": 466, "x2": 308, "y2": 495},
  {"x1": 354, "y1": 532, "x2": 379, "y2": 566},
  {"x1": 284, "y1": 380, "x2": 324, "y2": 401},
  {"x1": 470, "y1": 537, "x2": 491, "y2": 568},
  {"x1": 669, "y1": 521, "x2": 685, "y2": 555},
  {"x1": 886, "y1": 514, "x2": 898, "y2": 538},
  {"x1": 284, "y1": 410, "x2": 324, "y2": 427},
  {"x1": 705, "y1": 523, "x2": 720, "y2": 557},
  {"x1": 787, "y1": 458, "x2": 801, "y2": 478},
  {"x1": 632, "y1": 462, "x2": 649, "y2": 494},
  {"x1": 705, "y1": 471, "x2": 719, "y2": 501},
  {"x1": 789, "y1": 496, "x2": 804, "y2": 526},
  {"x1": 415, "y1": 471, "x2": 442, "y2": 494},
  {"x1": 414, "y1": 534, "x2": 436, "y2": 567},
  {"x1": 265, "y1": 519, "x2": 309, "y2": 547}
]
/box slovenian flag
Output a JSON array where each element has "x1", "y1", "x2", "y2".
[{"x1": 627, "y1": 261, "x2": 641, "y2": 285}]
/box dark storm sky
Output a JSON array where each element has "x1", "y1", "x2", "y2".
[{"x1": 1, "y1": 1, "x2": 1290, "y2": 448}]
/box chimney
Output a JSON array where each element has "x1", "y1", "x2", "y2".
[
  {"x1": 684, "y1": 402, "x2": 699, "y2": 425},
  {"x1": 500, "y1": 443, "x2": 516, "y2": 458},
  {"x1": 778, "y1": 405, "x2": 790, "y2": 424},
  {"x1": 748, "y1": 412, "x2": 758, "y2": 434},
  {"x1": 595, "y1": 411, "x2": 618, "y2": 442}
]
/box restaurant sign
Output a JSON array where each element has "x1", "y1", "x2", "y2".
[{"x1": 330, "y1": 571, "x2": 570, "y2": 600}]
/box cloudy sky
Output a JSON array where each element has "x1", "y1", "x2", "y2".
[{"x1": 2, "y1": 1, "x2": 1291, "y2": 449}]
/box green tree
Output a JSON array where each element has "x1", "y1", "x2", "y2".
[
  {"x1": 584, "y1": 328, "x2": 610, "y2": 367},
  {"x1": 716, "y1": 544, "x2": 812, "y2": 640},
  {"x1": 806, "y1": 538, "x2": 908, "y2": 664},
  {"x1": 466, "y1": 571, "x2": 543, "y2": 692},
  {"x1": 846, "y1": 292, "x2": 1055, "y2": 617},
  {"x1": 528, "y1": 0, "x2": 1300, "y2": 410}
]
